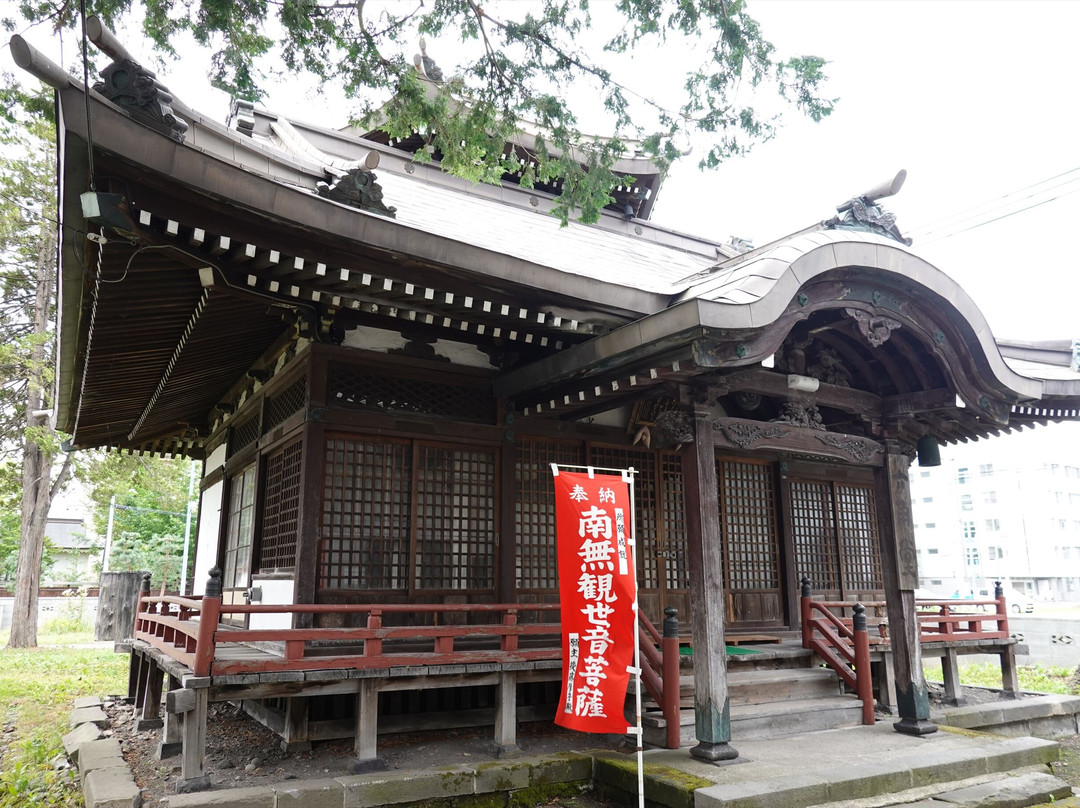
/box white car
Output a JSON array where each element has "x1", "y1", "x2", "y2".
[{"x1": 976, "y1": 587, "x2": 1034, "y2": 614}]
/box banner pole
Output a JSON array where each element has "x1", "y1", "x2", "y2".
[{"x1": 628, "y1": 467, "x2": 645, "y2": 808}]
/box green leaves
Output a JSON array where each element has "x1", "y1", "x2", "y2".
[{"x1": 5, "y1": 0, "x2": 835, "y2": 223}]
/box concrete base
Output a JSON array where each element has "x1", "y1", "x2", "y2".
[
  {"x1": 175, "y1": 774, "x2": 212, "y2": 793},
  {"x1": 690, "y1": 741, "x2": 739, "y2": 762},
  {"x1": 349, "y1": 757, "x2": 388, "y2": 774},
  {"x1": 156, "y1": 740, "x2": 181, "y2": 759},
  {"x1": 894, "y1": 718, "x2": 938, "y2": 736},
  {"x1": 494, "y1": 743, "x2": 521, "y2": 758},
  {"x1": 134, "y1": 717, "x2": 163, "y2": 732}
]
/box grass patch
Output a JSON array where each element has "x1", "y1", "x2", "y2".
[
  {"x1": 924, "y1": 660, "x2": 1076, "y2": 694},
  {"x1": 0, "y1": 640, "x2": 127, "y2": 807}
]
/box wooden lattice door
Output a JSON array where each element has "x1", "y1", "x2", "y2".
[
  {"x1": 716, "y1": 456, "x2": 784, "y2": 627},
  {"x1": 587, "y1": 446, "x2": 690, "y2": 626},
  {"x1": 789, "y1": 478, "x2": 882, "y2": 601}
]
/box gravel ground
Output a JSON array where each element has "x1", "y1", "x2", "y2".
[{"x1": 103, "y1": 698, "x2": 627, "y2": 806}]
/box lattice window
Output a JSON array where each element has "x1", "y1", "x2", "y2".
[
  {"x1": 660, "y1": 453, "x2": 689, "y2": 591},
  {"x1": 265, "y1": 376, "x2": 307, "y2": 432},
  {"x1": 223, "y1": 465, "x2": 257, "y2": 590},
  {"x1": 259, "y1": 439, "x2": 303, "y2": 571},
  {"x1": 515, "y1": 438, "x2": 584, "y2": 591},
  {"x1": 328, "y1": 367, "x2": 496, "y2": 423},
  {"x1": 836, "y1": 483, "x2": 882, "y2": 591},
  {"x1": 588, "y1": 446, "x2": 658, "y2": 588},
  {"x1": 790, "y1": 478, "x2": 882, "y2": 594},
  {"x1": 414, "y1": 445, "x2": 497, "y2": 591},
  {"x1": 790, "y1": 480, "x2": 840, "y2": 591},
  {"x1": 319, "y1": 438, "x2": 412, "y2": 591},
  {"x1": 229, "y1": 415, "x2": 260, "y2": 457},
  {"x1": 718, "y1": 459, "x2": 778, "y2": 591}
]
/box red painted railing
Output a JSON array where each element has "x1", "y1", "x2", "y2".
[
  {"x1": 132, "y1": 569, "x2": 684, "y2": 748},
  {"x1": 799, "y1": 579, "x2": 874, "y2": 725},
  {"x1": 799, "y1": 579, "x2": 1015, "y2": 725}
]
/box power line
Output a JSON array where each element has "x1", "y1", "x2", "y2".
[
  {"x1": 918, "y1": 184, "x2": 1080, "y2": 246},
  {"x1": 907, "y1": 166, "x2": 1080, "y2": 243}
]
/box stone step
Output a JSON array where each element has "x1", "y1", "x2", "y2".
[
  {"x1": 729, "y1": 667, "x2": 842, "y2": 704},
  {"x1": 642, "y1": 695, "x2": 865, "y2": 747},
  {"x1": 643, "y1": 666, "x2": 843, "y2": 710},
  {"x1": 690, "y1": 735, "x2": 1062, "y2": 808},
  {"x1": 765, "y1": 769, "x2": 1072, "y2": 808}
]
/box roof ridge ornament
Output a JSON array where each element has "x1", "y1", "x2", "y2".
[
  {"x1": 93, "y1": 57, "x2": 189, "y2": 142},
  {"x1": 826, "y1": 169, "x2": 911, "y2": 246},
  {"x1": 317, "y1": 165, "x2": 397, "y2": 218}
]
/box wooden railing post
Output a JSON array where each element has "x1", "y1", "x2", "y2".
[
  {"x1": 502, "y1": 609, "x2": 518, "y2": 652},
  {"x1": 995, "y1": 580, "x2": 1010, "y2": 635},
  {"x1": 193, "y1": 567, "x2": 222, "y2": 677},
  {"x1": 133, "y1": 572, "x2": 152, "y2": 637},
  {"x1": 852, "y1": 603, "x2": 875, "y2": 725},
  {"x1": 662, "y1": 606, "x2": 681, "y2": 750},
  {"x1": 365, "y1": 610, "x2": 382, "y2": 656},
  {"x1": 800, "y1": 577, "x2": 813, "y2": 648}
]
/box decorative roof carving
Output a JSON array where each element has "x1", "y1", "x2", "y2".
[
  {"x1": 388, "y1": 333, "x2": 449, "y2": 363},
  {"x1": 414, "y1": 39, "x2": 444, "y2": 82},
  {"x1": 94, "y1": 58, "x2": 188, "y2": 142},
  {"x1": 777, "y1": 333, "x2": 851, "y2": 388},
  {"x1": 317, "y1": 167, "x2": 397, "y2": 218},
  {"x1": 813, "y1": 432, "x2": 884, "y2": 463},
  {"x1": 773, "y1": 400, "x2": 825, "y2": 430},
  {"x1": 805, "y1": 345, "x2": 852, "y2": 388},
  {"x1": 653, "y1": 410, "x2": 694, "y2": 444},
  {"x1": 826, "y1": 196, "x2": 910, "y2": 245},
  {"x1": 714, "y1": 420, "x2": 791, "y2": 448},
  {"x1": 846, "y1": 308, "x2": 902, "y2": 347}
]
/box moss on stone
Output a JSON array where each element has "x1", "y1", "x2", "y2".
[{"x1": 507, "y1": 781, "x2": 584, "y2": 807}]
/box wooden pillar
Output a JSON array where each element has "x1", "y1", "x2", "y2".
[
  {"x1": 681, "y1": 406, "x2": 737, "y2": 762},
  {"x1": 127, "y1": 649, "x2": 142, "y2": 701},
  {"x1": 498, "y1": 439, "x2": 518, "y2": 604},
  {"x1": 176, "y1": 687, "x2": 211, "y2": 793},
  {"x1": 940, "y1": 649, "x2": 965, "y2": 706},
  {"x1": 293, "y1": 421, "x2": 324, "y2": 629},
  {"x1": 136, "y1": 661, "x2": 165, "y2": 730},
  {"x1": 158, "y1": 675, "x2": 182, "y2": 759},
  {"x1": 494, "y1": 671, "x2": 519, "y2": 756},
  {"x1": 877, "y1": 440, "x2": 936, "y2": 735},
  {"x1": 351, "y1": 678, "x2": 386, "y2": 773},
  {"x1": 133, "y1": 652, "x2": 151, "y2": 710},
  {"x1": 281, "y1": 697, "x2": 312, "y2": 754},
  {"x1": 999, "y1": 647, "x2": 1020, "y2": 698}
]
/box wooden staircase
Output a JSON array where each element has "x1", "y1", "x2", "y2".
[{"x1": 641, "y1": 643, "x2": 865, "y2": 747}]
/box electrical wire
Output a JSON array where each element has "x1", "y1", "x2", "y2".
[
  {"x1": 907, "y1": 166, "x2": 1080, "y2": 244},
  {"x1": 907, "y1": 165, "x2": 1080, "y2": 234},
  {"x1": 918, "y1": 184, "x2": 1080, "y2": 246}
]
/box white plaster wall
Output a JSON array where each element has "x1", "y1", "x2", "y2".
[
  {"x1": 248, "y1": 576, "x2": 296, "y2": 630},
  {"x1": 191, "y1": 443, "x2": 228, "y2": 596},
  {"x1": 343, "y1": 325, "x2": 495, "y2": 370}
]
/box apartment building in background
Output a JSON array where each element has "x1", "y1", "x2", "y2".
[{"x1": 910, "y1": 421, "x2": 1080, "y2": 601}]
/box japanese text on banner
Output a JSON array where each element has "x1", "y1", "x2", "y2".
[{"x1": 552, "y1": 470, "x2": 636, "y2": 734}]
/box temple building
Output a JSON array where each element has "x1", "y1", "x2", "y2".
[{"x1": 14, "y1": 20, "x2": 1080, "y2": 789}]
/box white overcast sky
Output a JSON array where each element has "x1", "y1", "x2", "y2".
[
  {"x1": 8, "y1": 0, "x2": 1079, "y2": 453},
  {"x1": 10, "y1": 0, "x2": 1078, "y2": 343}
]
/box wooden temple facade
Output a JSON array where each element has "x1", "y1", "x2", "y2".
[{"x1": 16, "y1": 20, "x2": 1080, "y2": 787}]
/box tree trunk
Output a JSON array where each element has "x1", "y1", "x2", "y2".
[{"x1": 7, "y1": 211, "x2": 61, "y2": 649}]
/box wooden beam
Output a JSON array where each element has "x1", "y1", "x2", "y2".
[
  {"x1": 712, "y1": 416, "x2": 885, "y2": 466},
  {"x1": 706, "y1": 368, "x2": 881, "y2": 417},
  {"x1": 883, "y1": 388, "x2": 956, "y2": 417}
]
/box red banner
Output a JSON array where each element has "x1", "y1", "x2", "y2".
[{"x1": 552, "y1": 468, "x2": 636, "y2": 734}]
